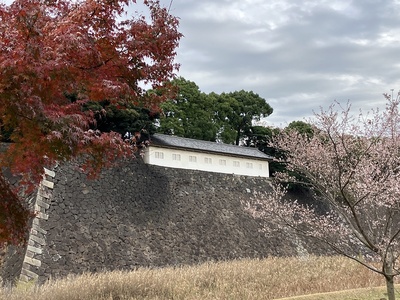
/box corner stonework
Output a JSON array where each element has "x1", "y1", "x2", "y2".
[{"x1": 19, "y1": 168, "x2": 55, "y2": 282}]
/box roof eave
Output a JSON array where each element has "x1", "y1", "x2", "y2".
[{"x1": 149, "y1": 143, "x2": 273, "y2": 161}]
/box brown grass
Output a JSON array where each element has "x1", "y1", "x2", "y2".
[{"x1": 0, "y1": 256, "x2": 396, "y2": 300}]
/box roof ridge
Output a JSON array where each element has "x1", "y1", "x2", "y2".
[
  {"x1": 153, "y1": 133, "x2": 259, "y2": 149},
  {"x1": 151, "y1": 134, "x2": 273, "y2": 160}
]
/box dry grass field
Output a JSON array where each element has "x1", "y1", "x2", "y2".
[{"x1": 0, "y1": 256, "x2": 397, "y2": 300}]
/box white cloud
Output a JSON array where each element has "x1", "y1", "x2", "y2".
[{"x1": 166, "y1": 0, "x2": 400, "y2": 126}]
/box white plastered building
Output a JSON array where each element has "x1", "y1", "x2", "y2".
[{"x1": 144, "y1": 134, "x2": 272, "y2": 178}]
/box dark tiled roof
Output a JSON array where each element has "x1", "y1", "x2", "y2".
[{"x1": 150, "y1": 134, "x2": 272, "y2": 160}]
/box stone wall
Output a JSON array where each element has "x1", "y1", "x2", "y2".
[
  {"x1": 0, "y1": 168, "x2": 54, "y2": 285},
  {"x1": 3, "y1": 158, "x2": 316, "y2": 284}
]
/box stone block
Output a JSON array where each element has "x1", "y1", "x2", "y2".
[
  {"x1": 19, "y1": 274, "x2": 30, "y2": 282},
  {"x1": 42, "y1": 179, "x2": 54, "y2": 189},
  {"x1": 36, "y1": 199, "x2": 50, "y2": 209},
  {"x1": 37, "y1": 212, "x2": 49, "y2": 220},
  {"x1": 44, "y1": 168, "x2": 56, "y2": 178},
  {"x1": 32, "y1": 224, "x2": 48, "y2": 235},
  {"x1": 27, "y1": 245, "x2": 43, "y2": 255},
  {"x1": 21, "y1": 268, "x2": 39, "y2": 279},
  {"x1": 39, "y1": 190, "x2": 52, "y2": 199},
  {"x1": 24, "y1": 256, "x2": 41, "y2": 267},
  {"x1": 33, "y1": 203, "x2": 40, "y2": 212},
  {"x1": 30, "y1": 235, "x2": 46, "y2": 246}
]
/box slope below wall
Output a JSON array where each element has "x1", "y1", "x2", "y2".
[{"x1": 4, "y1": 159, "x2": 319, "y2": 284}]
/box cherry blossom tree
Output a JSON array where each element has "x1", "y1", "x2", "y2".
[
  {"x1": 0, "y1": 0, "x2": 181, "y2": 247},
  {"x1": 247, "y1": 94, "x2": 400, "y2": 300}
]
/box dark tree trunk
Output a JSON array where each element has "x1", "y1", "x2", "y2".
[{"x1": 385, "y1": 275, "x2": 396, "y2": 300}]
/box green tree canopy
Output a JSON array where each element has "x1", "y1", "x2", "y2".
[
  {"x1": 217, "y1": 90, "x2": 273, "y2": 145},
  {"x1": 158, "y1": 77, "x2": 218, "y2": 141},
  {"x1": 285, "y1": 120, "x2": 315, "y2": 139},
  {"x1": 83, "y1": 101, "x2": 159, "y2": 138},
  {"x1": 158, "y1": 78, "x2": 274, "y2": 145}
]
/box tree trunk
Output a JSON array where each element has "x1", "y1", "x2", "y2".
[
  {"x1": 384, "y1": 251, "x2": 397, "y2": 300},
  {"x1": 385, "y1": 275, "x2": 396, "y2": 300},
  {"x1": 235, "y1": 127, "x2": 240, "y2": 146}
]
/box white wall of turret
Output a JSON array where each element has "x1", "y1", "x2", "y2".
[{"x1": 144, "y1": 146, "x2": 269, "y2": 177}]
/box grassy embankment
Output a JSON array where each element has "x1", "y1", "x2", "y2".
[{"x1": 0, "y1": 256, "x2": 398, "y2": 300}]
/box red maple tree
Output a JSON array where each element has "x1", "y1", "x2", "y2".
[{"x1": 0, "y1": 0, "x2": 182, "y2": 247}]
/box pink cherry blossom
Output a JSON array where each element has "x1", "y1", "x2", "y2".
[{"x1": 246, "y1": 93, "x2": 400, "y2": 300}]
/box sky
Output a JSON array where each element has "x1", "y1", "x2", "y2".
[
  {"x1": 162, "y1": 0, "x2": 400, "y2": 127},
  {"x1": 3, "y1": 0, "x2": 400, "y2": 127}
]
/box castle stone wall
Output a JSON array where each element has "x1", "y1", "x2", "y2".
[{"x1": 3, "y1": 158, "x2": 314, "y2": 284}]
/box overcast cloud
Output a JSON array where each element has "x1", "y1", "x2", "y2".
[
  {"x1": 3, "y1": 0, "x2": 400, "y2": 127},
  {"x1": 163, "y1": 0, "x2": 400, "y2": 127}
]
